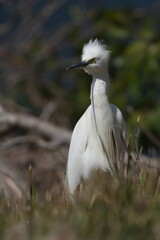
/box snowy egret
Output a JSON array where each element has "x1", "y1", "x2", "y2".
[{"x1": 66, "y1": 39, "x2": 126, "y2": 196}]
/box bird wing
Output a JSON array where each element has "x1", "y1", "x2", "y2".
[
  {"x1": 109, "y1": 104, "x2": 126, "y2": 174},
  {"x1": 97, "y1": 103, "x2": 126, "y2": 177},
  {"x1": 66, "y1": 106, "x2": 91, "y2": 194},
  {"x1": 110, "y1": 104, "x2": 126, "y2": 141}
]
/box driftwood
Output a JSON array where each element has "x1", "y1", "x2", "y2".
[
  {"x1": 0, "y1": 104, "x2": 159, "y2": 200},
  {"x1": 0, "y1": 135, "x2": 67, "y2": 150},
  {"x1": 0, "y1": 172, "x2": 22, "y2": 199},
  {"x1": 0, "y1": 104, "x2": 71, "y2": 199},
  {"x1": 0, "y1": 105, "x2": 71, "y2": 144}
]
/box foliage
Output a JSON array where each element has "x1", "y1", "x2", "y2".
[
  {"x1": 67, "y1": 9, "x2": 160, "y2": 153},
  {"x1": 0, "y1": 164, "x2": 160, "y2": 240},
  {"x1": 0, "y1": 3, "x2": 160, "y2": 239},
  {"x1": 1, "y1": 3, "x2": 159, "y2": 152}
]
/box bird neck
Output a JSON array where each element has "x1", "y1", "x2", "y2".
[
  {"x1": 90, "y1": 70, "x2": 110, "y2": 138},
  {"x1": 93, "y1": 70, "x2": 109, "y2": 83},
  {"x1": 90, "y1": 70, "x2": 109, "y2": 100}
]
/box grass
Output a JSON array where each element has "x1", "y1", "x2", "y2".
[
  {"x1": 0, "y1": 122, "x2": 160, "y2": 240},
  {"x1": 0, "y1": 160, "x2": 160, "y2": 240}
]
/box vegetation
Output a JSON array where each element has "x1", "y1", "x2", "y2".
[
  {"x1": 0, "y1": 3, "x2": 160, "y2": 153},
  {"x1": 0, "y1": 1, "x2": 160, "y2": 239},
  {"x1": 0, "y1": 164, "x2": 160, "y2": 240},
  {"x1": 68, "y1": 9, "x2": 160, "y2": 153}
]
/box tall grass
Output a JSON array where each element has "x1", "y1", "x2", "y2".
[{"x1": 0, "y1": 132, "x2": 160, "y2": 240}]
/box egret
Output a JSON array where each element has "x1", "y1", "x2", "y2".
[{"x1": 66, "y1": 39, "x2": 126, "y2": 197}]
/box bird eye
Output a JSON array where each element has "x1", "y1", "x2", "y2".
[{"x1": 87, "y1": 58, "x2": 96, "y2": 64}]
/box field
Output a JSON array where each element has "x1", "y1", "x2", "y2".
[
  {"x1": 0, "y1": 2, "x2": 160, "y2": 239},
  {"x1": 0, "y1": 154, "x2": 160, "y2": 240}
]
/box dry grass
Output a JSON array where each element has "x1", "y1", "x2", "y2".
[
  {"x1": 0, "y1": 157, "x2": 160, "y2": 240},
  {"x1": 0, "y1": 117, "x2": 159, "y2": 240}
]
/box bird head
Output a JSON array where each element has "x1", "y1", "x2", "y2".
[{"x1": 67, "y1": 39, "x2": 110, "y2": 76}]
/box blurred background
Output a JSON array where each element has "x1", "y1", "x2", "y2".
[{"x1": 0, "y1": 0, "x2": 160, "y2": 198}]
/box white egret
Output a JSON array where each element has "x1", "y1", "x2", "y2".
[{"x1": 66, "y1": 39, "x2": 126, "y2": 197}]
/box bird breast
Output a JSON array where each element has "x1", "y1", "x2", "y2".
[
  {"x1": 81, "y1": 80, "x2": 114, "y2": 179},
  {"x1": 92, "y1": 79, "x2": 108, "y2": 108},
  {"x1": 92, "y1": 79, "x2": 113, "y2": 130}
]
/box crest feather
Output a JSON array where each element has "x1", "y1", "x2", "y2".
[{"x1": 81, "y1": 39, "x2": 110, "y2": 62}]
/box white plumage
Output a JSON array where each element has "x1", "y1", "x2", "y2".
[{"x1": 66, "y1": 39, "x2": 126, "y2": 196}]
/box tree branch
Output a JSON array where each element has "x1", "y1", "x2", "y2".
[
  {"x1": 0, "y1": 106, "x2": 71, "y2": 143},
  {"x1": 0, "y1": 135, "x2": 66, "y2": 150}
]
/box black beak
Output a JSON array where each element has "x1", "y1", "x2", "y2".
[{"x1": 66, "y1": 61, "x2": 89, "y2": 70}]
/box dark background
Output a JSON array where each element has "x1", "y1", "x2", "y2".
[
  {"x1": 0, "y1": 0, "x2": 159, "y2": 198},
  {"x1": 0, "y1": 2, "x2": 160, "y2": 239}
]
